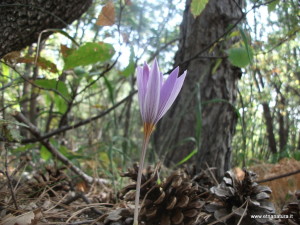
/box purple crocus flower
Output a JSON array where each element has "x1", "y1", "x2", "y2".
[
  {"x1": 133, "y1": 58, "x2": 186, "y2": 225},
  {"x1": 137, "y1": 58, "x2": 187, "y2": 133}
]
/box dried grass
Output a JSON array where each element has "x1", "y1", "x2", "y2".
[{"x1": 251, "y1": 158, "x2": 300, "y2": 212}]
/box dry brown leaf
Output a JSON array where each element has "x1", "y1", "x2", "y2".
[
  {"x1": 96, "y1": 1, "x2": 115, "y2": 26},
  {"x1": 60, "y1": 44, "x2": 74, "y2": 58},
  {"x1": 3, "y1": 51, "x2": 21, "y2": 64},
  {"x1": 1, "y1": 209, "x2": 42, "y2": 225},
  {"x1": 17, "y1": 57, "x2": 58, "y2": 73}
]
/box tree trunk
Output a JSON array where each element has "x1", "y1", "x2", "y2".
[
  {"x1": 262, "y1": 103, "x2": 277, "y2": 154},
  {"x1": 154, "y1": 0, "x2": 243, "y2": 179},
  {"x1": 0, "y1": 0, "x2": 92, "y2": 58}
]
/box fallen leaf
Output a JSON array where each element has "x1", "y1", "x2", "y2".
[
  {"x1": 1, "y1": 209, "x2": 42, "y2": 225},
  {"x1": 96, "y1": 1, "x2": 115, "y2": 26}
]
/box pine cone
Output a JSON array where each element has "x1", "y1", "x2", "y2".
[
  {"x1": 276, "y1": 190, "x2": 300, "y2": 225},
  {"x1": 183, "y1": 165, "x2": 216, "y2": 193},
  {"x1": 206, "y1": 169, "x2": 275, "y2": 225},
  {"x1": 99, "y1": 208, "x2": 134, "y2": 225},
  {"x1": 119, "y1": 163, "x2": 159, "y2": 201},
  {"x1": 140, "y1": 170, "x2": 205, "y2": 225},
  {"x1": 26, "y1": 165, "x2": 71, "y2": 197}
]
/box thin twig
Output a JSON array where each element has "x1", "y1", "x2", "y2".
[
  {"x1": 2, "y1": 143, "x2": 19, "y2": 210},
  {"x1": 237, "y1": 200, "x2": 248, "y2": 225},
  {"x1": 257, "y1": 169, "x2": 300, "y2": 183},
  {"x1": 63, "y1": 192, "x2": 103, "y2": 215},
  {"x1": 19, "y1": 91, "x2": 136, "y2": 144},
  {"x1": 205, "y1": 162, "x2": 219, "y2": 185},
  {"x1": 207, "y1": 200, "x2": 248, "y2": 225}
]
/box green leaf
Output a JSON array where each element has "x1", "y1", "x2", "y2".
[
  {"x1": 64, "y1": 42, "x2": 115, "y2": 69},
  {"x1": 122, "y1": 47, "x2": 135, "y2": 77},
  {"x1": 54, "y1": 95, "x2": 67, "y2": 114},
  {"x1": 1, "y1": 63, "x2": 10, "y2": 77},
  {"x1": 175, "y1": 149, "x2": 198, "y2": 166},
  {"x1": 191, "y1": 0, "x2": 209, "y2": 17},
  {"x1": 227, "y1": 47, "x2": 253, "y2": 68},
  {"x1": 239, "y1": 27, "x2": 253, "y2": 66},
  {"x1": 268, "y1": 0, "x2": 279, "y2": 12},
  {"x1": 40, "y1": 146, "x2": 52, "y2": 161},
  {"x1": 103, "y1": 76, "x2": 115, "y2": 104},
  {"x1": 212, "y1": 58, "x2": 222, "y2": 74},
  {"x1": 34, "y1": 79, "x2": 70, "y2": 100}
]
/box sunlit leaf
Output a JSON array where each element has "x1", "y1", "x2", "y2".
[
  {"x1": 227, "y1": 47, "x2": 253, "y2": 68},
  {"x1": 40, "y1": 146, "x2": 52, "y2": 161},
  {"x1": 96, "y1": 1, "x2": 115, "y2": 26},
  {"x1": 63, "y1": 42, "x2": 115, "y2": 69},
  {"x1": 191, "y1": 0, "x2": 209, "y2": 18}
]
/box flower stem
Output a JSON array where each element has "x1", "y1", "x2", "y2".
[{"x1": 133, "y1": 124, "x2": 153, "y2": 225}]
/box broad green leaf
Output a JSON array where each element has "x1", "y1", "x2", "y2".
[
  {"x1": 40, "y1": 146, "x2": 52, "y2": 161},
  {"x1": 227, "y1": 47, "x2": 253, "y2": 68},
  {"x1": 191, "y1": 0, "x2": 209, "y2": 17},
  {"x1": 34, "y1": 79, "x2": 70, "y2": 100},
  {"x1": 64, "y1": 42, "x2": 115, "y2": 69}
]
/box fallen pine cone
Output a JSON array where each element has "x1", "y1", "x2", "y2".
[{"x1": 205, "y1": 169, "x2": 275, "y2": 225}]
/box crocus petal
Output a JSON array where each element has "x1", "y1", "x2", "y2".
[
  {"x1": 155, "y1": 71, "x2": 187, "y2": 123},
  {"x1": 143, "y1": 58, "x2": 161, "y2": 123},
  {"x1": 137, "y1": 63, "x2": 150, "y2": 121},
  {"x1": 155, "y1": 67, "x2": 179, "y2": 122}
]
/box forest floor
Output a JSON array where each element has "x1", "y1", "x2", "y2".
[{"x1": 0, "y1": 158, "x2": 299, "y2": 225}]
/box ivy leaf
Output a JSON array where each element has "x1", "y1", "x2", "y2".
[
  {"x1": 63, "y1": 42, "x2": 115, "y2": 70},
  {"x1": 96, "y1": 1, "x2": 115, "y2": 26},
  {"x1": 191, "y1": 0, "x2": 209, "y2": 18},
  {"x1": 227, "y1": 47, "x2": 253, "y2": 68}
]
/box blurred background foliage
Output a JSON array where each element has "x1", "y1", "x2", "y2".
[{"x1": 0, "y1": 0, "x2": 299, "y2": 188}]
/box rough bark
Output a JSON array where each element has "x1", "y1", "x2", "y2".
[
  {"x1": 0, "y1": 0, "x2": 92, "y2": 58},
  {"x1": 154, "y1": 0, "x2": 243, "y2": 179},
  {"x1": 262, "y1": 102, "x2": 277, "y2": 154}
]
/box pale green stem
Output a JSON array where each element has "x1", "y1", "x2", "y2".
[{"x1": 133, "y1": 133, "x2": 151, "y2": 225}]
